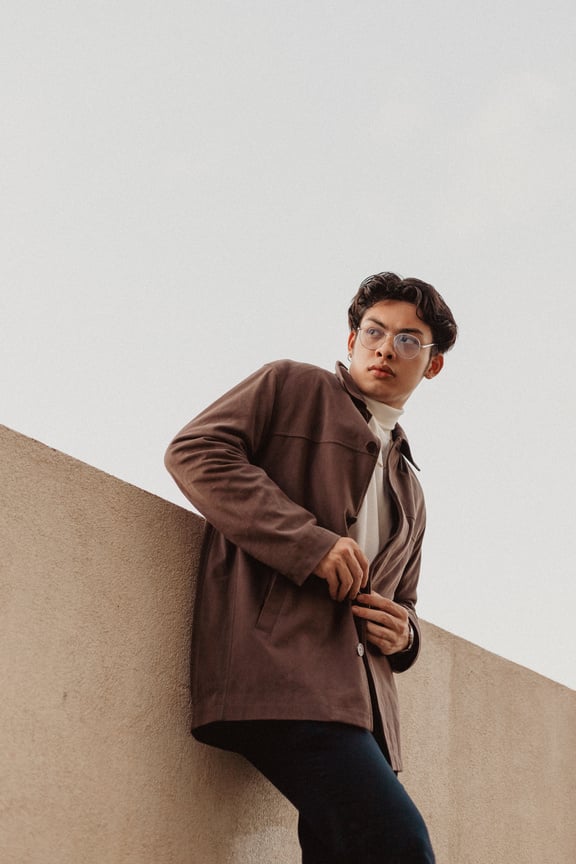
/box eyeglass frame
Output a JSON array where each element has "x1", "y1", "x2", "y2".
[{"x1": 355, "y1": 326, "x2": 437, "y2": 359}]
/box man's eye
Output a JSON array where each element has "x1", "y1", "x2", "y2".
[
  {"x1": 366, "y1": 328, "x2": 383, "y2": 338},
  {"x1": 398, "y1": 333, "x2": 416, "y2": 344}
]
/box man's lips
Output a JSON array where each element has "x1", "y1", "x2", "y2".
[{"x1": 368, "y1": 364, "x2": 395, "y2": 378}]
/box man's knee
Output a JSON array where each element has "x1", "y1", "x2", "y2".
[
  {"x1": 390, "y1": 825, "x2": 435, "y2": 864},
  {"x1": 353, "y1": 817, "x2": 435, "y2": 864}
]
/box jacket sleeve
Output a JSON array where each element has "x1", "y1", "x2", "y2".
[
  {"x1": 164, "y1": 363, "x2": 340, "y2": 584},
  {"x1": 388, "y1": 521, "x2": 425, "y2": 673}
]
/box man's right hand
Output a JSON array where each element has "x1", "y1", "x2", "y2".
[{"x1": 313, "y1": 538, "x2": 369, "y2": 602}]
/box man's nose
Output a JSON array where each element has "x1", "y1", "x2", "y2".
[{"x1": 376, "y1": 334, "x2": 396, "y2": 357}]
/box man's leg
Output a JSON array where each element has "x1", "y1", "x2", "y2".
[{"x1": 204, "y1": 720, "x2": 435, "y2": 864}]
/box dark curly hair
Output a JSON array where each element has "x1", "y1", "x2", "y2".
[{"x1": 348, "y1": 272, "x2": 458, "y2": 354}]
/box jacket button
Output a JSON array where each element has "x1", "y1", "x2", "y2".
[
  {"x1": 356, "y1": 643, "x2": 365, "y2": 657},
  {"x1": 366, "y1": 441, "x2": 378, "y2": 455}
]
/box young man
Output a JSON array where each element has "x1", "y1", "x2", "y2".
[{"x1": 165, "y1": 272, "x2": 457, "y2": 864}]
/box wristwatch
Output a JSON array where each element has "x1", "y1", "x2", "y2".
[{"x1": 400, "y1": 621, "x2": 415, "y2": 653}]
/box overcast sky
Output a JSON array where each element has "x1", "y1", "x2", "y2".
[{"x1": 2, "y1": 0, "x2": 575, "y2": 690}]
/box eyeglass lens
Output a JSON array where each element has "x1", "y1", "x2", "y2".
[{"x1": 359, "y1": 328, "x2": 421, "y2": 358}]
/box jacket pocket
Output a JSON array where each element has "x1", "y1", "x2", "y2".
[{"x1": 255, "y1": 572, "x2": 288, "y2": 635}]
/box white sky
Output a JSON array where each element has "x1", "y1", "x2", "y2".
[{"x1": 2, "y1": 1, "x2": 575, "y2": 690}]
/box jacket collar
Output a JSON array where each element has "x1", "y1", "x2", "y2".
[{"x1": 335, "y1": 362, "x2": 420, "y2": 471}]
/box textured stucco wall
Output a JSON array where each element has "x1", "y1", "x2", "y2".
[{"x1": 1, "y1": 424, "x2": 575, "y2": 864}]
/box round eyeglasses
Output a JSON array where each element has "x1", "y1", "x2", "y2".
[{"x1": 357, "y1": 327, "x2": 436, "y2": 360}]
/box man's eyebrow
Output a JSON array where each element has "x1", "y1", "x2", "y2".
[{"x1": 363, "y1": 315, "x2": 425, "y2": 336}]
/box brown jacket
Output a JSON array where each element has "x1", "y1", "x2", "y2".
[{"x1": 165, "y1": 360, "x2": 426, "y2": 770}]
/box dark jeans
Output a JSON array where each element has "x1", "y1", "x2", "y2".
[{"x1": 197, "y1": 720, "x2": 435, "y2": 864}]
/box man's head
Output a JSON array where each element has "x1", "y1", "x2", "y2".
[
  {"x1": 348, "y1": 272, "x2": 457, "y2": 353},
  {"x1": 346, "y1": 272, "x2": 458, "y2": 408}
]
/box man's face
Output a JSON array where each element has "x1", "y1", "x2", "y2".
[{"x1": 347, "y1": 299, "x2": 444, "y2": 408}]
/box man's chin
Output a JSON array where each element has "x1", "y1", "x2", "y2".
[{"x1": 361, "y1": 379, "x2": 395, "y2": 399}]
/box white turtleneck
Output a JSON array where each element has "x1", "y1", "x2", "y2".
[{"x1": 348, "y1": 398, "x2": 404, "y2": 563}]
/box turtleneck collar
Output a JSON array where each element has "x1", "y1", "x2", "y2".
[{"x1": 363, "y1": 397, "x2": 403, "y2": 433}]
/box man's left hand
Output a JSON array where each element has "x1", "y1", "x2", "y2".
[{"x1": 351, "y1": 591, "x2": 411, "y2": 655}]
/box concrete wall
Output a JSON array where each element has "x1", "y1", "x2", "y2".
[{"x1": 1, "y1": 423, "x2": 574, "y2": 864}]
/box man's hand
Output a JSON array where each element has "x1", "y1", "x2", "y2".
[
  {"x1": 313, "y1": 538, "x2": 369, "y2": 602},
  {"x1": 351, "y1": 591, "x2": 411, "y2": 655}
]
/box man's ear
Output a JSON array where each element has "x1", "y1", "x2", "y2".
[
  {"x1": 424, "y1": 353, "x2": 444, "y2": 379},
  {"x1": 347, "y1": 331, "x2": 356, "y2": 356}
]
